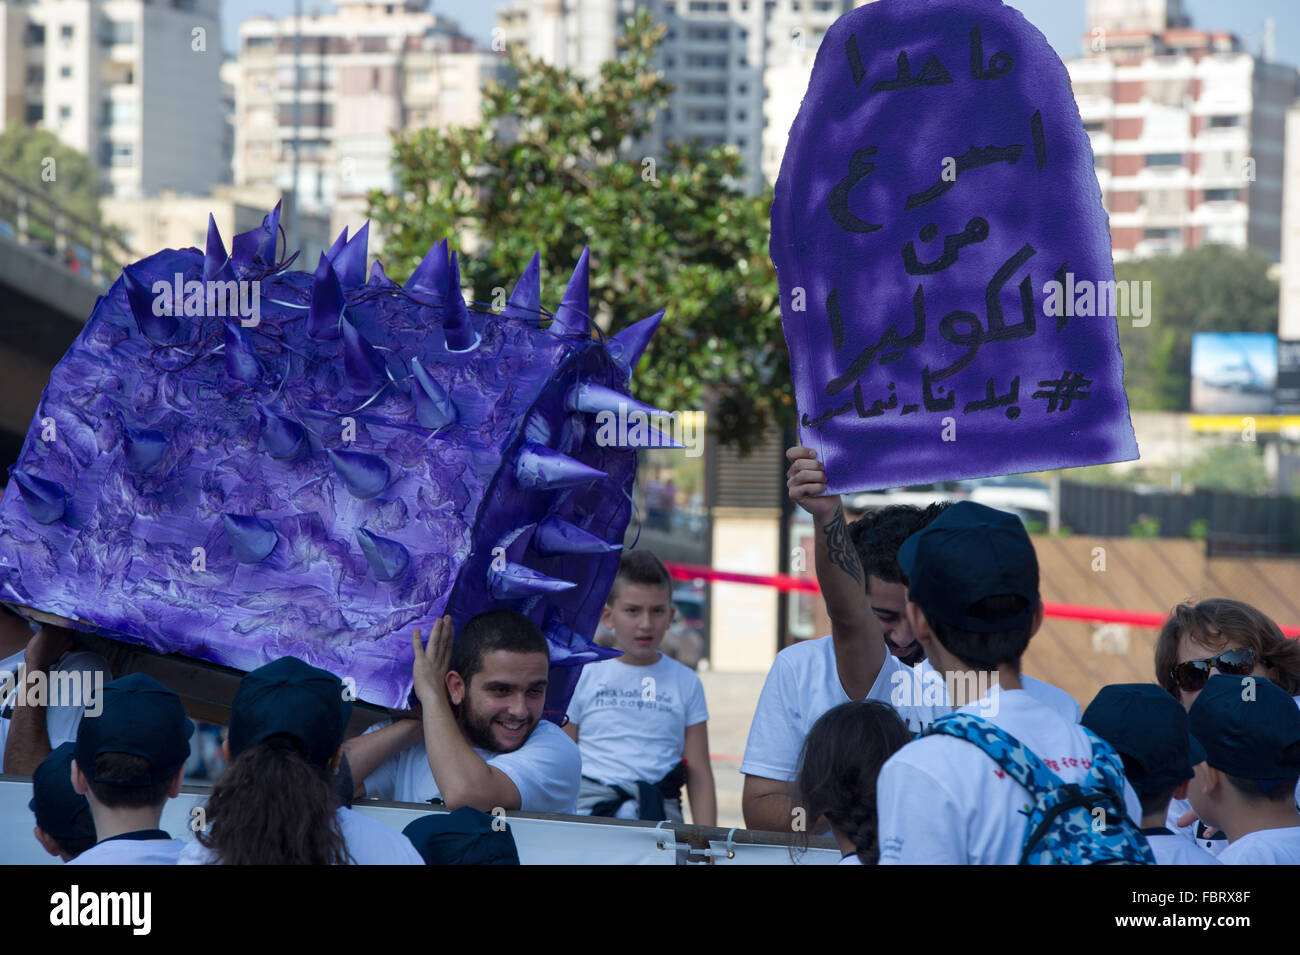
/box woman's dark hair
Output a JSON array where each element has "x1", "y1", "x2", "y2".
[
  {"x1": 927, "y1": 594, "x2": 1035, "y2": 671},
  {"x1": 795, "y1": 700, "x2": 912, "y2": 864},
  {"x1": 195, "y1": 736, "x2": 352, "y2": 865},
  {"x1": 1155, "y1": 598, "x2": 1300, "y2": 698}
]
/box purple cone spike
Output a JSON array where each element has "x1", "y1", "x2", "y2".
[
  {"x1": 368, "y1": 260, "x2": 394, "y2": 287},
  {"x1": 231, "y1": 202, "x2": 281, "y2": 268},
  {"x1": 123, "y1": 428, "x2": 168, "y2": 473},
  {"x1": 203, "y1": 215, "x2": 237, "y2": 283},
  {"x1": 442, "y1": 251, "x2": 477, "y2": 351},
  {"x1": 327, "y1": 448, "x2": 390, "y2": 499},
  {"x1": 11, "y1": 470, "x2": 66, "y2": 524},
  {"x1": 502, "y1": 252, "x2": 541, "y2": 323},
  {"x1": 222, "y1": 513, "x2": 277, "y2": 564},
  {"x1": 406, "y1": 238, "x2": 448, "y2": 296},
  {"x1": 122, "y1": 267, "x2": 179, "y2": 342},
  {"x1": 341, "y1": 317, "x2": 387, "y2": 391},
  {"x1": 325, "y1": 227, "x2": 349, "y2": 263},
  {"x1": 600, "y1": 424, "x2": 686, "y2": 450},
  {"x1": 489, "y1": 561, "x2": 578, "y2": 600},
  {"x1": 308, "y1": 253, "x2": 344, "y2": 339},
  {"x1": 333, "y1": 221, "x2": 369, "y2": 287},
  {"x1": 608, "y1": 309, "x2": 664, "y2": 378},
  {"x1": 356, "y1": 528, "x2": 411, "y2": 582},
  {"x1": 566, "y1": 381, "x2": 666, "y2": 419},
  {"x1": 514, "y1": 442, "x2": 607, "y2": 490},
  {"x1": 551, "y1": 247, "x2": 590, "y2": 336},
  {"x1": 255, "y1": 404, "x2": 306, "y2": 459},
  {"x1": 409, "y1": 357, "x2": 456, "y2": 429},
  {"x1": 223, "y1": 322, "x2": 263, "y2": 384},
  {"x1": 533, "y1": 516, "x2": 621, "y2": 556}
]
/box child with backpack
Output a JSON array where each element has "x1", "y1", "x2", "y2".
[{"x1": 875, "y1": 502, "x2": 1152, "y2": 865}]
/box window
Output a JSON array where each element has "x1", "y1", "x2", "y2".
[
  {"x1": 1142, "y1": 228, "x2": 1179, "y2": 240},
  {"x1": 102, "y1": 142, "x2": 134, "y2": 166},
  {"x1": 1145, "y1": 153, "x2": 1182, "y2": 166},
  {"x1": 738, "y1": 55, "x2": 747, "y2": 66},
  {"x1": 105, "y1": 99, "x2": 137, "y2": 124},
  {"x1": 60, "y1": 65, "x2": 71, "y2": 78},
  {"x1": 737, "y1": 110, "x2": 747, "y2": 121},
  {"x1": 25, "y1": 103, "x2": 43, "y2": 123},
  {"x1": 1203, "y1": 188, "x2": 1239, "y2": 201},
  {"x1": 58, "y1": 105, "x2": 71, "y2": 120},
  {"x1": 1209, "y1": 115, "x2": 1240, "y2": 127},
  {"x1": 813, "y1": 0, "x2": 833, "y2": 9},
  {"x1": 60, "y1": 25, "x2": 74, "y2": 40},
  {"x1": 102, "y1": 21, "x2": 134, "y2": 45},
  {"x1": 26, "y1": 23, "x2": 45, "y2": 44},
  {"x1": 737, "y1": 137, "x2": 747, "y2": 148},
  {"x1": 1082, "y1": 120, "x2": 1104, "y2": 132},
  {"x1": 245, "y1": 36, "x2": 274, "y2": 51},
  {"x1": 26, "y1": 65, "x2": 43, "y2": 83}
]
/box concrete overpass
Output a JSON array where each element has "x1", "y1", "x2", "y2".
[{"x1": 0, "y1": 173, "x2": 127, "y2": 474}]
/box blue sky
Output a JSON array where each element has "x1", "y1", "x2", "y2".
[{"x1": 221, "y1": 0, "x2": 1300, "y2": 63}]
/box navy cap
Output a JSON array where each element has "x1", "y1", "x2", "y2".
[
  {"x1": 228, "y1": 656, "x2": 352, "y2": 766},
  {"x1": 74, "y1": 673, "x2": 193, "y2": 785},
  {"x1": 1081, "y1": 684, "x2": 1207, "y2": 797},
  {"x1": 402, "y1": 807, "x2": 520, "y2": 865},
  {"x1": 28, "y1": 742, "x2": 95, "y2": 852},
  {"x1": 1188, "y1": 675, "x2": 1300, "y2": 786},
  {"x1": 897, "y1": 501, "x2": 1039, "y2": 632}
]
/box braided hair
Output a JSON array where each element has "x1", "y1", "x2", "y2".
[{"x1": 795, "y1": 700, "x2": 913, "y2": 864}]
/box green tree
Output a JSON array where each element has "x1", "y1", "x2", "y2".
[
  {"x1": 0, "y1": 122, "x2": 104, "y2": 230},
  {"x1": 1115, "y1": 246, "x2": 1277, "y2": 411},
  {"x1": 367, "y1": 11, "x2": 790, "y2": 451},
  {"x1": 1182, "y1": 442, "x2": 1272, "y2": 495}
]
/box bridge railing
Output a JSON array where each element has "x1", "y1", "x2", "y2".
[{"x1": 0, "y1": 169, "x2": 131, "y2": 288}]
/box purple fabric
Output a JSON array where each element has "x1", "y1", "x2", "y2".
[
  {"x1": 771, "y1": 0, "x2": 1138, "y2": 493},
  {"x1": 0, "y1": 214, "x2": 638, "y2": 713}
]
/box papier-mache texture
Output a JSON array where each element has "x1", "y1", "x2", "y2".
[
  {"x1": 771, "y1": 0, "x2": 1138, "y2": 494},
  {"x1": 0, "y1": 206, "x2": 667, "y2": 716}
]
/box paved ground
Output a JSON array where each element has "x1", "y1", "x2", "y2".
[{"x1": 683, "y1": 669, "x2": 766, "y2": 829}]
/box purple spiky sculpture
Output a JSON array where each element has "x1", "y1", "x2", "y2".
[{"x1": 0, "y1": 207, "x2": 668, "y2": 715}]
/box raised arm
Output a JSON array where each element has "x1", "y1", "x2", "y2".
[
  {"x1": 411, "y1": 618, "x2": 524, "y2": 812},
  {"x1": 786, "y1": 447, "x2": 886, "y2": 695},
  {"x1": 3, "y1": 626, "x2": 72, "y2": 774},
  {"x1": 342, "y1": 718, "x2": 422, "y2": 799}
]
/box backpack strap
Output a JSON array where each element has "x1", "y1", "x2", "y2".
[
  {"x1": 1077, "y1": 726, "x2": 1132, "y2": 820},
  {"x1": 924, "y1": 712, "x2": 1064, "y2": 797}
]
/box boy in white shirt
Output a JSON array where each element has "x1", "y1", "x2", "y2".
[
  {"x1": 1081, "y1": 684, "x2": 1219, "y2": 864},
  {"x1": 67, "y1": 673, "x2": 192, "y2": 865},
  {"x1": 565, "y1": 551, "x2": 716, "y2": 825},
  {"x1": 1186, "y1": 674, "x2": 1300, "y2": 864},
  {"x1": 876, "y1": 502, "x2": 1148, "y2": 864}
]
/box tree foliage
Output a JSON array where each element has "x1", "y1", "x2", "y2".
[
  {"x1": 1115, "y1": 245, "x2": 1278, "y2": 411},
  {"x1": 367, "y1": 11, "x2": 790, "y2": 451},
  {"x1": 0, "y1": 122, "x2": 103, "y2": 230}
]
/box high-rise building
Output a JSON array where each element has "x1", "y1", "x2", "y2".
[
  {"x1": 235, "y1": 0, "x2": 495, "y2": 236},
  {"x1": 495, "y1": 0, "x2": 877, "y2": 196},
  {"x1": 1069, "y1": 2, "x2": 1297, "y2": 262},
  {"x1": 0, "y1": 0, "x2": 225, "y2": 199}
]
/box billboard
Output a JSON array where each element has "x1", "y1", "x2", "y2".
[{"x1": 1190, "y1": 333, "x2": 1277, "y2": 415}]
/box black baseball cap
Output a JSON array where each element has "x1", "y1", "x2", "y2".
[
  {"x1": 897, "y1": 501, "x2": 1039, "y2": 632},
  {"x1": 1187, "y1": 674, "x2": 1300, "y2": 789},
  {"x1": 74, "y1": 673, "x2": 194, "y2": 785},
  {"x1": 29, "y1": 742, "x2": 95, "y2": 852},
  {"x1": 228, "y1": 656, "x2": 352, "y2": 766},
  {"x1": 1081, "y1": 684, "x2": 1207, "y2": 796},
  {"x1": 402, "y1": 807, "x2": 521, "y2": 865}
]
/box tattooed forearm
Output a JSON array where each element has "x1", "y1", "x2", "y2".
[{"x1": 823, "y1": 506, "x2": 863, "y2": 587}]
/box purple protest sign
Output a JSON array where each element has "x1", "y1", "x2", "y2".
[{"x1": 771, "y1": 0, "x2": 1138, "y2": 494}]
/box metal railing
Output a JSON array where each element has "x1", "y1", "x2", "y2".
[{"x1": 0, "y1": 168, "x2": 131, "y2": 288}]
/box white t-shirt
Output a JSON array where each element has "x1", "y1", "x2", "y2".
[
  {"x1": 741, "y1": 635, "x2": 946, "y2": 783},
  {"x1": 0, "y1": 649, "x2": 111, "y2": 766},
  {"x1": 568, "y1": 653, "x2": 708, "y2": 789},
  {"x1": 364, "y1": 718, "x2": 581, "y2": 814},
  {"x1": 913, "y1": 658, "x2": 1081, "y2": 723},
  {"x1": 1142, "y1": 828, "x2": 1221, "y2": 865},
  {"x1": 876, "y1": 686, "x2": 1144, "y2": 864},
  {"x1": 1217, "y1": 826, "x2": 1300, "y2": 864},
  {"x1": 66, "y1": 833, "x2": 185, "y2": 865},
  {"x1": 177, "y1": 807, "x2": 423, "y2": 864}
]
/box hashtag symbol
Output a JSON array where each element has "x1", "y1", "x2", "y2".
[{"x1": 1032, "y1": 371, "x2": 1092, "y2": 412}]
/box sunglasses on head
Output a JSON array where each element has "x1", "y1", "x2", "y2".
[{"x1": 1170, "y1": 647, "x2": 1259, "y2": 692}]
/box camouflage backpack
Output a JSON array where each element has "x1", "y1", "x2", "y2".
[{"x1": 924, "y1": 712, "x2": 1155, "y2": 865}]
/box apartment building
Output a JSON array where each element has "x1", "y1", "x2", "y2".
[
  {"x1": 235, "y1": 0, "x2": 493, "y2": 235},
  {"x1": 1070, "y1": 0, "x2": 1297, "y2": 261},
  {"x1": 0, "y1": 0, "x2": 224, "y2": 199},
  {"x1": 495, "y1": 0, "x2": 877, "y2": 195}
]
